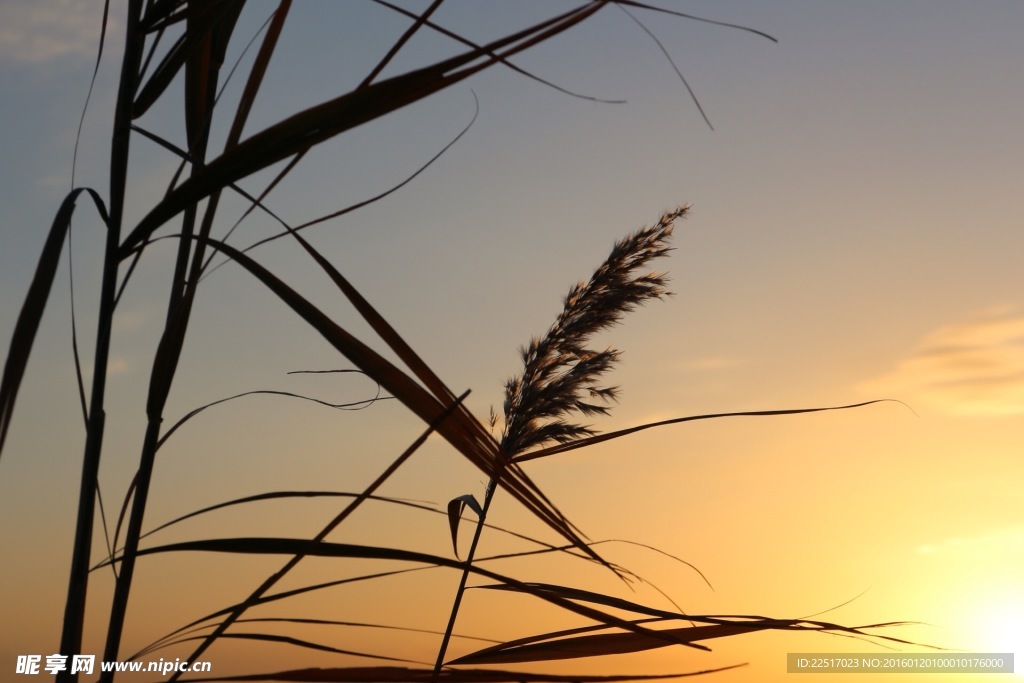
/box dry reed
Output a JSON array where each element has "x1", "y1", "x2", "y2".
[{"x1": 502, "y1": 207, "x2": 686, "y2": 455}]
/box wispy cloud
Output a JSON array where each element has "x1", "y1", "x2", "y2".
[
  {"x1": 862, "y1": 307, "x2": 1024, "y2": 416},
  {"x1": 0, "y1": 0, "x2": 111, "y2": 64},
  {"x1": 916, "y1": 524, "x2": 1024, "y2": 559},
  {"x1": 674, "y1": 357, "x2": 742, "y2": 372}
]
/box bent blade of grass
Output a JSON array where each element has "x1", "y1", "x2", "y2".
[
  {"x1": 101, "y1": 537, "x2": 714, "y2": 656},
  {"x1": 360, "y1": 0, "x2": 444, "y2": 89},
  {"x1": 478, "y1": 582, "x2": 686, "y2": 621},
  {"x1": 170, "y1": 632, "x2": 424, "y2": 665},
  {"x1": 152, "y1": 617, "x2": 499, "y2": 658},
  {"x1": 452, "y1": 621, "x2": 796, "y2": 665},
  {"x1": 196, "y1": 233, "x2": 608, "y2": 569},
  {"x1": 223, "y1": 1, "x2": 291, "y2": 150},
  {"x1": 140, "y1": 0, "x2": 191, "y2": 32},
  {"x1": 132, "y1": 567, "x2": 432, "y2": 660},
  {"x1": 134, "y1": 504, "x2": 640, "y2": 660},
  {"x1": 452, "y1": 614, "x2": 925, "y2": 666},
  {"x1": 616, "y1": 1, "x2": 778, "y2": 42},
  {"x1": 136, "y1": 534, "x2": 670, "y2": 662},
  {"x1": 164, "y1": 390, "x2": 470, "y2": 680},
  {"x1": 156, "y1": 386, "x2": 390, "y2": 450},
  {"x1": 98, "y1": 491, "x2": 436, "y2": 565},
  {"x1": 230, "y1": 90, "x2": 479, "y2": 257},
  {"x1": 183, "y1": 3, "x2": 246, "y2": 150},
  {"x1": 117, "y1": 1, "x2": 609, "y2": 258},
  {"x1": 133, "y1": 1, "x2": 245, "y2": 119},
  {"x1": 447, "y1": 494, "x2": 483, "y2": 558},
  {"x1": 374, "y1": 0, "x2": 626, "y2": 104},
  {"x1": 0, "y1": 188, "x2": 109, "y2": 460},
  {"x1": 235, "y1": 618, "x2": 500, "y2": 644},
  {"x1": 515, "y1": 400, "x2": 906, "y2": 463}
]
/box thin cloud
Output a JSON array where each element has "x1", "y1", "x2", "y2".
[
  {"x1": 674, "y1": 357, "x2": 742, "y2": 372},
  {"x1": 916, "y1": 524, "x2": 1024, "y2": 559},
  {"x1": 0, "y1": 0, "x2": 111, "y2": 64},
  {"x1": 862, "y1": 307, "x2": 1024, "y2": 416}
]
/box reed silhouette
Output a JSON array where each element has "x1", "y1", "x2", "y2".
[{"x1": 0, "y1": 3, "x2": 913, "y2": 681}]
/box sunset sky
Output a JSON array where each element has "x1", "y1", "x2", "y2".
[{"x1": 1, "y1": 2, "x2": 1021, "y2": 681}]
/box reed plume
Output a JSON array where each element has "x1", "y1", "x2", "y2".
[{"x1": 501, "y1": 206, "x2": 688, "y2": 455}]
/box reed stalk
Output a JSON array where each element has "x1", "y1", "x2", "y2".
[
  {"x1": 57, "y1": 5, "x2": 144, "y2": 680},
  {"x1": 432, "y1": 209, "x2": 685, "y2": 677},
  {"x1": 0, "y1": 4, "x2": 910, "y2": 681}
]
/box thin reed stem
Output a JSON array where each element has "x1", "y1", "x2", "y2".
[
  {"x1": 433, "y1": 209, "x2": 686, "y2": 677},
  {"x1": 57, "y1": 5, "x2": 144, "y2": 681},
  {"x1": 166, "y1": 391, "x2": 471, "y2": 683},
  {"x1": 431, "y1": 460, "x2": 507, "y2": 679}
]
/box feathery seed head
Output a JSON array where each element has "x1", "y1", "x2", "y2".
[{"x1": 500, "y1": 206, "x2": 688, "y2": 456}]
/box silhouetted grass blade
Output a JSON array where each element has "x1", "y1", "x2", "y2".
[
  {"x1": 100, "y1": 537, "x2": 710, "y2": 651},
  {"x1": 447, "y1": 494, "x2": 483, "y2": 557},
  {"x1": 515, "y1": 400, "x2": 904, "y2": 462},
  {"x1": 0, "y1": 188, "x2": 109, "y2": 460},
  {"x1": 118, "y1": 2, "x2": 608, "y2": 258},
  {"x1": 198, "y1": 233, "x2": 607, "y2": 568}
]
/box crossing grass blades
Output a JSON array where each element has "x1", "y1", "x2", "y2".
[{"x1": 0, "y1": 2, "x2": 918, "y2": 681}]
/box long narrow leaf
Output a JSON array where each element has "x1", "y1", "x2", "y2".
[
  {"x1": 117, "y1": 2, "x2": 609, "y2": 258},
  {"x1": 224, "y1": 1, "x2": 291, "y2": 150},
  {"x1": 374, "y1": 0, "x2": 626, "y2": 104},
  {"x1": 0, "y1": 188, "x2": 109, "y2": 460},
  {"x1": 192, "y1": 234, "x2": 607, "y2": 568},
  {"x1": 165, "y1": 391, "x2": 470, "y2": 681},
  {"x1": 132, "y1": 568, "x2": 432, "y2": 660},
  {"x1": 452, "y1": 621, "x2": 796, "y2": 665},
  {"x1": 515, "y1": 400, "x2": 904, "y2": 462},
  {"x1": 138, "y1": 491, "x2": 436, "y2": 543},
  {"x1": 454, "y1": 616, "x2": 926, "y2": 666},
  {"x1": 99, "y1": 537, "x2": 710, "y2": 653},
  {"x1": 478, "y1": 582, "x2": 685, "y2": 621},
  {"x1": 157, "y1": 386, "x2": 389, "y2": 449},
  {"x1": 171, "y1": 632, "x2": 422, "y2": 665}
]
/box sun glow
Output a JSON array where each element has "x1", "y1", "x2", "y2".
[{"x1": 962, "y1": 589, "x2": 1024, "y2": 678}]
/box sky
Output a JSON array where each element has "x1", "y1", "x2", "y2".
[{"x1": 1, "y1": 1, "x2": 1022, "y2": 681}]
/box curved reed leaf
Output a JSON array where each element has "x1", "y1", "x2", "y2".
[
  {"x1": 515, "y1": 400, "x2": 905, "y2": 462},
  {"x1": 229, "y1": 90, "x2": 480, "y2": 257},
  {"x1": 132, "y1": 568, "x2": 433, "y2": 660},
  {"x1": 146, "y1": 618, "x2": 499, "y2": 662},
  {"x1": 616, "y1": 1, "x2": 778, "y2": 42},
  {"x1": 117, "y1": 2, "x2": 609, "y2": 258},
  {"x1": 478, "y1": 582, "x2": 687, "y2": 621},
  {"x1": 452, "y1": 621, "x2": 814, "y2": 665},
  {"x1": 192, "y1": 233, "x2": 606, "y2": 569},
  {"x1": 373, "y1": 0, "x2": 627, "y2": 105},
  {"x1": 97, "y1": 537, "x2": 709, "y2": 654},
  {"x1": 133, "y1": 2, "x2": 245, "y2": 118},
  {"x1": 617, "y1": 6, "x2": 713, "y2": 130},
  {"x1": 223, "y1": 1, "x2": 291, "y2": 151},
  {"x1": 170, "y1": 632, "x2": 423, "y2": 665},
  {"x1": 156, "y1": 386, "x2": 390, "y2": 450},
  {"x1": 360, "y1": 0, "x2": 444, "y2": 89},
  {"x1": 0, "y1": 188, "x2": 109, "y2": 461},
  {"x1": 96, "y1": 491, "x2": 434, "y2": 567},
  {"x1": 164, "y1": 390, "x2": 470, "y2": 678},
  {"x1": 447, "y1": 494, "x2": 483, "y2": 558}
]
